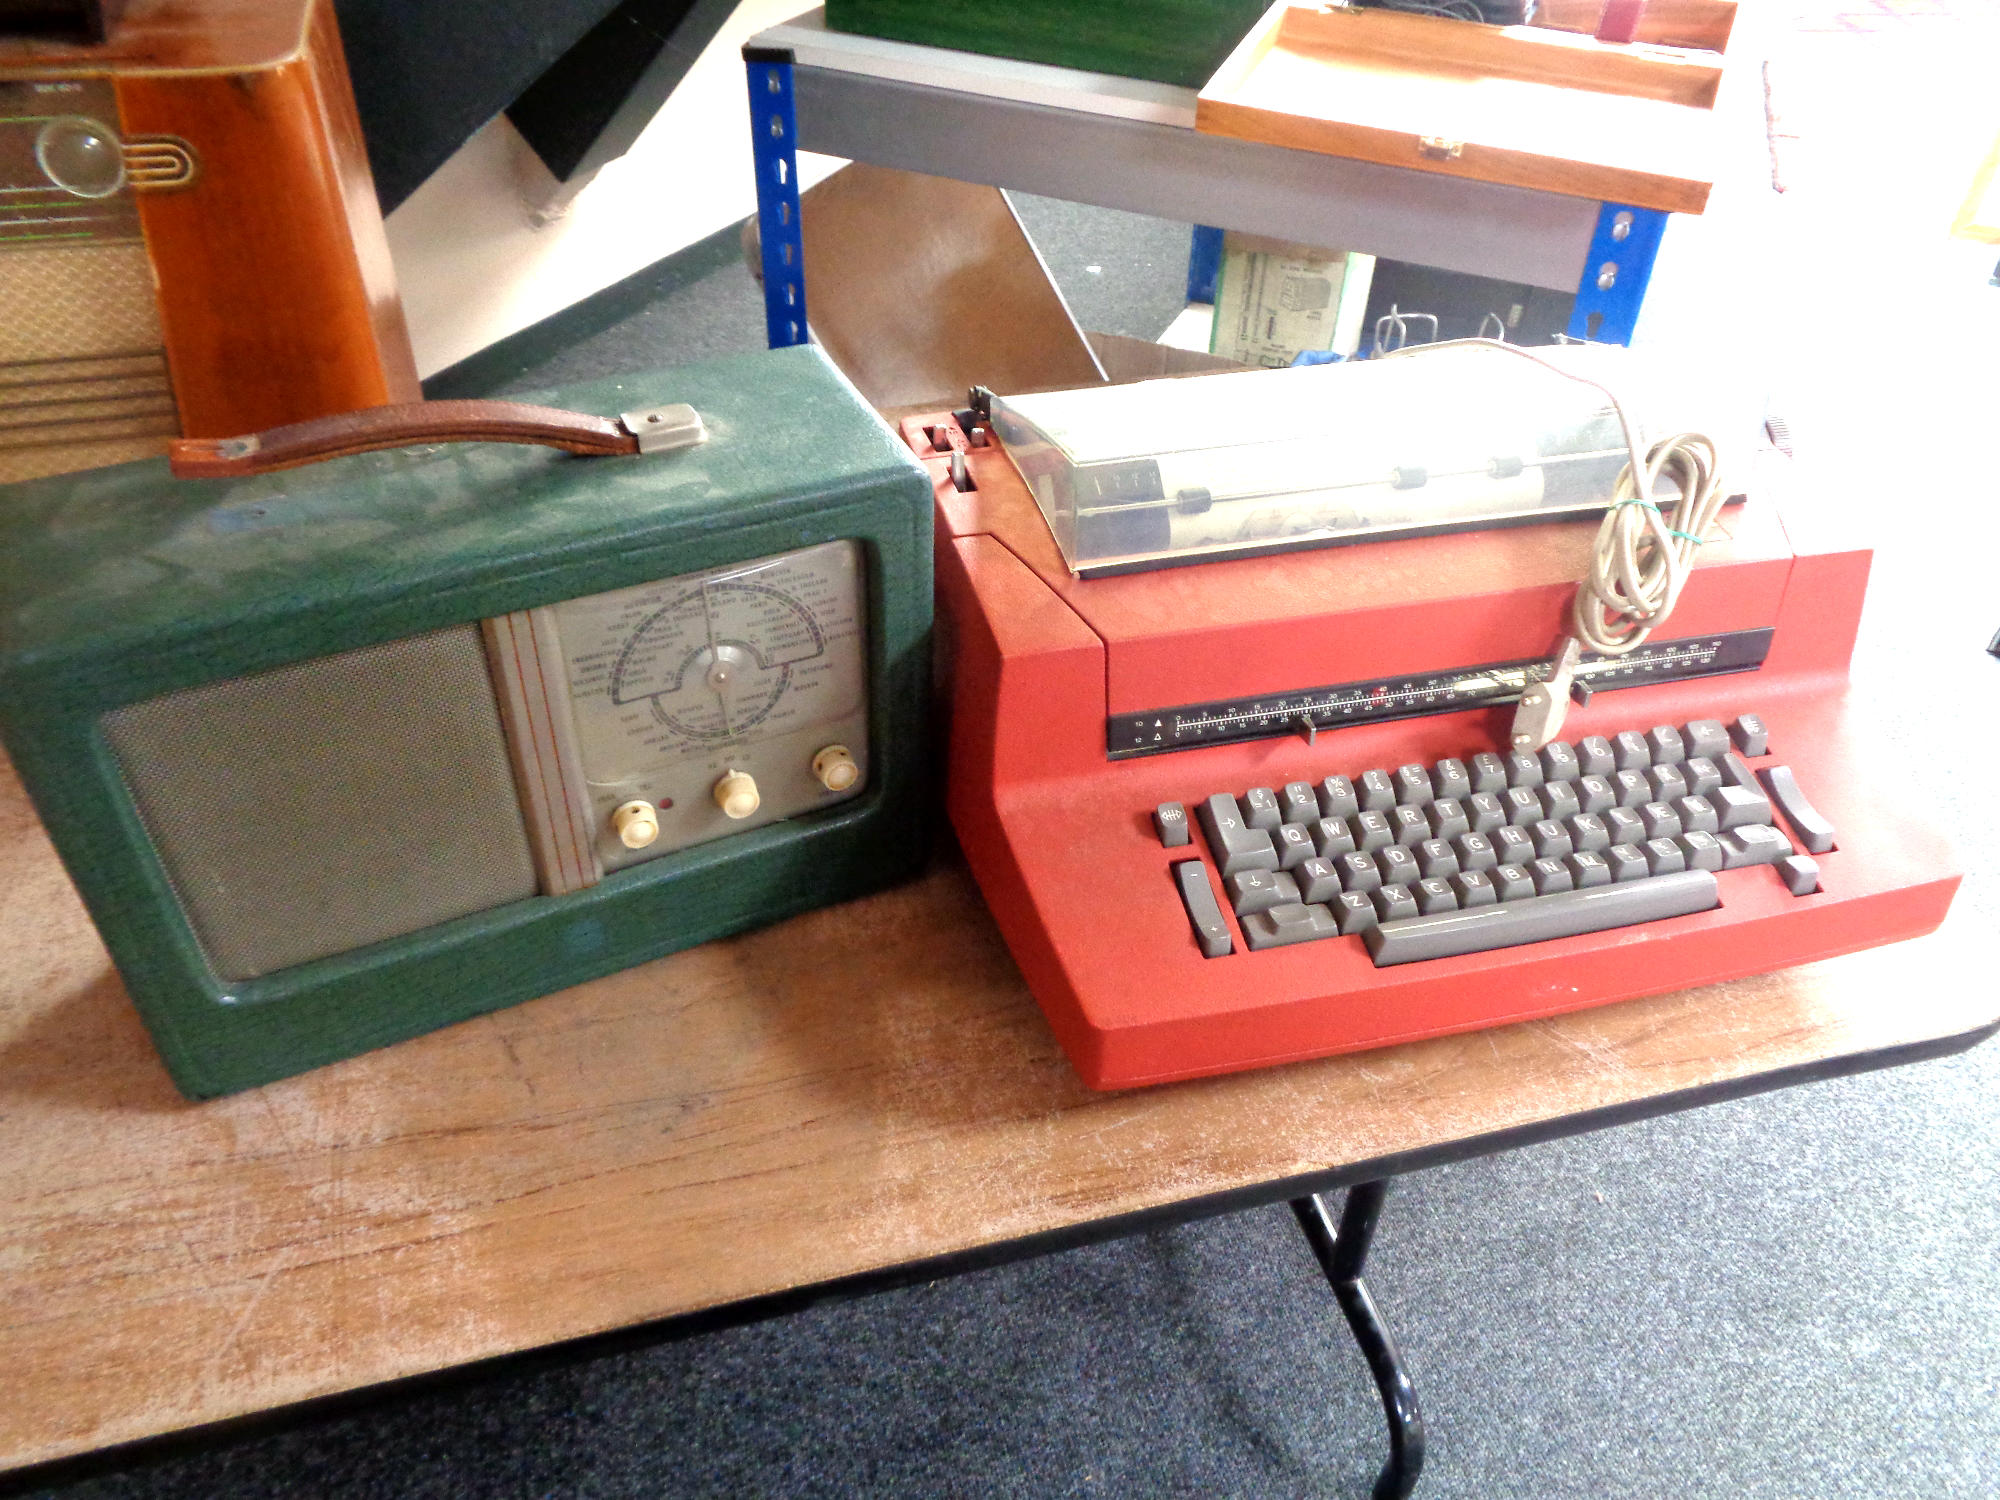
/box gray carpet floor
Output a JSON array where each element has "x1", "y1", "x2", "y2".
[{"x1": 18, "y1": 0, "x2": 1999, "y2": 1494}]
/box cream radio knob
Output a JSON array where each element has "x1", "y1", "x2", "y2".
[
  {"x1": 611, "y1": 799, "x2": 659, "y2": 849},
  {"x1": 812, "y1": 744, "x2": 860, "y2": 792},
  {"x1": 713, "y1": 770, "x2": 760, "y2": 820}
]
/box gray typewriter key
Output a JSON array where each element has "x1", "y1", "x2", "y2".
[
  {"x1": 1319, "y1": 775, "x2": 1360, "y2": 821},
  {"x1": 1415, "y1": 877, "x2": 1458, "y2": 915},
  {"x1": 1576, "y1": 774, "x2": 1615, "y2": 815},
  {"x1": 1338, "y1": 850, "x2": 1381, "y2": 894},
  {"x1": 1645, "y1": 764, "x2": 1688, "y2": 804},
  {"x1": 1493, "y1": 863, "x2": 1535, "y2": 901},
  {"x1": 1606, "y1": 844, "x2": 1650, "y2": 882},
  {"x1": 1776, "y1": 853, "x2": 1821, "y2": 895},
  {"x1": 1605, "y1": 807, "x2": 1646, "y2": 847},
  {"x1": 1349, "y1": 810, "x2": 1394, "y2": 852},
  {"x1": 1274, "y1": 822, "x2": 1315, "y2": 869},
  {"x1": 1200, "y1": 794, "x2": 1280, "y2": 877},
  {"x1": 1453, "y1": 831, "x2": 1498, "y2": 871},
  {"x1": 1155, "y1": 802, "x2": 1191, "y2": 847},
  {"x1": 1567, "y1": 812, "x2": 1611, "y2": 852},
  {"x1": 1531, "y1": 819, "x2": 1573, "y2": 860},
  {"x1": 1613, "y1": 770, "x2": 1651, "y2": 808},
  {"x1": 1566, "y1": 850, "x2": 1612, "y2": 888},
  {"x1": 1720, "y1": 824, "x2": 1792, "y2": 868},
  {"x1": 1391, "y1": 805, "x2": 1430, "y2": 846},
  {"x1": 1537, "y1": 780, "x2": 1582, "y2": 822},
  {"x1": 1683, "y1": 757, "x2": 1722, "y2": 798},
  {"x1": 1432, "y1": 758, "x2": 1473, "y2": 802},
  {"x1": 1364, "y1": 870, "x2": 1721, "y2": 967},
  {"x1": 1425, "y1": 797, "x2": 1470, "y2": 842},
  {"x1": 1540, "y1": 740, "x2": 1581, "y2": 783},
  {"x1": 1371, "y1": 883, "x2": 1419, "y2": 923},
  {"x1": 1729, "y1": 714, "x2": 1769, "y2": 756},
  {"x1": 1173, "y1": 861, "x2": 1233, "y2": 958},
  {"x1": 1503, "y1": 787, "x2": 1542, "y2": 826},
  {"x1": 1297, "y1": 857, "x2": 1343, "y2": 904},
  {"x1": 1358, "y1": 769, "x2": 1396, "y2": 812},
  {"x1": 1505, "y1": 750, "x2": 1543, "y2": 789},
  {"x1": 1577, "y1": 736, "x2": 1616, "y2": 777},
  {"x1": 1466, "y1": 792, "x2": 1507, "y2": 835},
  {"x1": 1334, "y1": 891, "x2": 1379, "y2": 935},
  {"x1": 1229, "y1": 867, "x2": 1300, "y2": 915},
  {"x1": 1721, "y1": 751, "x2": 1759, "y2": 791},
  {"x1": 1417, "y1": 838, "x2": 1459, "y2": 880},
  {"x1": 1676, "y1": 830, "x2": 1724, "y2": 872},
  {"x1": 1613, "y1": 730, "x2": 1651, "y2": 770},
  {"x1": 1531, "y1": 857, "x2": 1574, "y2": 895},
  {"x1": 1674, "y1": 795, "x2": 1719, "y2": 835},
  {"x1": 1639, "y1": 802, "x2": 1683, "y2": 841},
  {"x1": 1711, "y1": 785, "x2": 1772, "y2": 830},
  {"x1": 1451, "y1": 868, "x2": 1498, "y2": 907},
  {"x1": 1682, "y1": 719, "x2": 1729, "y2": 761},
  {"x1": 1241, "y1": 786, "x2": 1281, "y2": 830},
  {"x1": 1313, "y1": 818, "x2": 1357, "y2": 859},
  {"x1": 1644, "y1": 837, "x2": 1686, "y2": 875},
  {"x1": 1395, "y1": 763, "x2": 1434, "y2": 806},
  {"x1": 1759, "y1": 765, "x2": 1836, "y2": 854},
  {"x1": 1646, "y1": 725, "x2": 1686, "y2": 765},
  {"x1": 1281, "y1": 781, "x2": 1319, "y2": 825},
  {"x1": 1242, "y1": 901, "x2": 1343, "y2": 951},
  {"x1": 1492, "y1": 825, "x2": 1534, "y2": 866},
  {"x1": 1376, "y1": 844, "x2": 1421, "y2": 886},
  {"x1": 1470, "y1": 752, "x2": 1509, "y2": 795}
]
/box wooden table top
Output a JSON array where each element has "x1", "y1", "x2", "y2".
[{"x1": 1, "y1": 750, "x2": 1993, "y2": 1474}]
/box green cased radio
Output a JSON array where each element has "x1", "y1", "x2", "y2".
[{"x1": 0, "y1": 345, "x2": 933, "y2": 1098}]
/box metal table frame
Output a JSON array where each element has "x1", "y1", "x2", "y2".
[{"x1": 742, "y1": 9, "x2": 1672, "y2": 357}]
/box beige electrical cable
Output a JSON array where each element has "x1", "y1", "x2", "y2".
[{"x1": 1382, "y1": 337, "x2": 1730, "y2": 746}]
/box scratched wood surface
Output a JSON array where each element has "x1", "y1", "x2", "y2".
[{"x1": 0, "y1": 751, "x2": 1992, "y2": 1473}]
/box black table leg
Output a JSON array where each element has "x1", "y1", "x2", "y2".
[{"x1": 1291, "y1": 1181, "x2": 1425, "y2": 1500}]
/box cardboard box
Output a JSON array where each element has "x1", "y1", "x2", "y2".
[{"x1": 1210, "y1": 232, "x2": 1374, "y2": 367}]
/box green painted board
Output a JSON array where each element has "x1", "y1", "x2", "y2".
[
  {"x1": 0, "y1": 344, "x2": 935, "y2": 1098},
  {"x1": 822, "y1": 0, "x2": 1272, "y2": 89}
]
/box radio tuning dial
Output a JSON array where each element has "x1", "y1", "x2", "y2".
[
  {"x1": 611, "y1": 799, "x2": 660, "y2": 849},
  {"x1": 36, "y1": 117, "x2": 125, "y2": 199},
  {"x1": 713, "y1": 770, "x2": 760, "y2": 820},
  {"x1": 812, "y1": 744, "x2": 859, "y2": 792}
]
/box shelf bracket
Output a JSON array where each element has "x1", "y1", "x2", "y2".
[
  {"x1": 745, "y1": 49, "x2": 808, "y2": 349},
  {"x1": 1567, "y1": 202, "x2": 1669, "y2": 345}
]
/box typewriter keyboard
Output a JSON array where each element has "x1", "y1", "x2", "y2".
[{"x1": 1159, "y1": 715, "x2": 1838, "y2": 965}]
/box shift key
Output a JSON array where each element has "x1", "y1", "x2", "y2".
[
  {"x1": 1199, "y1": 793, "x2": 1279, "y2": 877},
  {"x1": 1174, "y1": 860, "x2": 1234, "y2": 957}
]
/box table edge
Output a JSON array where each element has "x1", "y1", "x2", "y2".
[{"x1": 6, "y1": 1005, "x2": 1991, "y2": 1495}]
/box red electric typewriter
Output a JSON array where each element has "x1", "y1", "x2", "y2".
[{"x1": 903, "y1": 349, "x2": 1961, "y2": 1090}]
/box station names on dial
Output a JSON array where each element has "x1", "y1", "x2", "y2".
[{"x1": 557, "y1": 544, "x2": 865, "y2": 765}]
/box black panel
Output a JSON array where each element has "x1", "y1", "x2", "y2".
[
  {"x1": 331, "y1": 0, "x2": 621, "y2": 211},
  {"x1": 1360, "y1": 257, "x2": 1576, "y2": 351},
  {"x1": 0, "y1": 0, "x2": 121, "y2": 40},
  {"x1": 506, "y1": 0, "x2": 699, "y2": 183}
]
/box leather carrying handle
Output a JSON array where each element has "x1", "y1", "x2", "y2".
[{"x1": 168, "y1": 400, "x2": 640, "y2": 479}]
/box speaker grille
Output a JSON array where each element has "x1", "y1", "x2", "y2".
[
  {"x1": 104, "y1": 626, "x2": 540, "y2": 982},
  {"x1": 0, "y1": 243, "x2": 177, "y2": 483}
]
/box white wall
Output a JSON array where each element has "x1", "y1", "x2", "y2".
[{"x1": 384, "y1": 1, "x2": 845, "y2": 378}]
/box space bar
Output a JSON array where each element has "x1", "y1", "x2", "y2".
[{"x1": 1363, "y1": 871, "x2": 1720, "y2": 967}]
